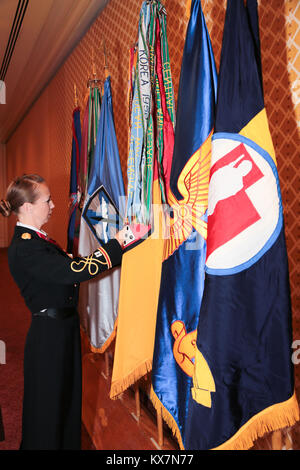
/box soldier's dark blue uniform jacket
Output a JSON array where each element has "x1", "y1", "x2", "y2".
[
  {"x1": 8, "y1": 225, "x2": 123, "y2": 314},
  {"x1": 7, "y1": 224, "x2": 123, "y2": 450}
]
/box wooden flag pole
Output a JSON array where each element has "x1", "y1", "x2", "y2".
[
  {"x1": 92, "y1": 46, "x2": 96, "y2": 77},
  {"x1": 283, "y1": 428, "x2": 293, "y2": 450},
  {"x1": 105, "y1": 351, "x2": 109, "y2": 377},
  {"x1": 271, "y1": 430, "x2": 282, "y2": 450},
  {"x1": 103, "y1": 39, "x2": 110, "y2": 79},
  {"x1": 157, "y1": 406, "x2": 163, "y2": 447},
  {"x1": 134, "y1": 383, "x2": 141, "y2": 420},
  {"x1": 74, "y1": 83, "x2": 78, "y2": 107}
]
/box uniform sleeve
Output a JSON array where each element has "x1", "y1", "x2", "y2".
[{"x1": 17, "y1": 238, "x2": 123, "y2": 285}]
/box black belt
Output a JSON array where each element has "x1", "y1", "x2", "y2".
[{"x1": 32, "y1": 307, "x2": 77, "y2": 319}]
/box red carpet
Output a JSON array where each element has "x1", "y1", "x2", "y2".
[
  {"x1": 0, "y1": 248, "x2": 29, "y2": 450},
  {"x1": 0, "y1": 248, "x2": 94, "y2": 450}
]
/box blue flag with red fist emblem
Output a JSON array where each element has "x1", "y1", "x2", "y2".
[
  {"x1": 150, "y1": 0, "x2": 217, "y2": 449},
  {"x1": 184, "y1": 0, "x2": 299, "y2": 450}
]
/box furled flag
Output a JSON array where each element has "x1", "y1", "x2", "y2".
[
  {"x1": 150, "y1": 0, "x2": 217, "y2": 450},
  {"x1": 67, "y1": 106, "x2": 82, "y2": 255},
  {"x1": 78, "y1": 75, "x2": 125, "y2": 352},
  {"x1": 77, "y1": 86, "x2": 101, "y2": 217},
  {"x1": 73, "y1": 95, "x2": 90, "y2": 256},
  {"x1": 184, "y1": 0, "x2": 299, "y2": 450},
  {"x1": 110, "y1": 0, "x2": 175, "y2": 399},
  {"x1": 87, "y1": 86, "x2": 101, "y2": 181}
]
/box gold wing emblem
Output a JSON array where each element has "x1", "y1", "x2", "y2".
[{"x1": 164, "y1": 133, "x2": 212, "y2": 260}]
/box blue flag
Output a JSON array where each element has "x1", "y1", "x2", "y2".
[
  {"x1": 67, "y1": 107, "x2": 82, "y2": 255},
  {"x1": 78, "y1": 76, "x2": 125, "y2": 352},
  {"x1": 150, "y1": 0, "x2": 217, "y2": 449},
  {"x1": 184, "y1": 0, "x2": 299, "y2": 450}
]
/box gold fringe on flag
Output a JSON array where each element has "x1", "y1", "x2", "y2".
[
  {"x1": 150, "y1": 387, "x2": 299, "y2": 451},
  {"x1": 150, "y1": 385, "x2": 185, "y2": 450},
  {"x1": 80, "y1": 319, "x2": 118, "y2": 354},
  {"x1": 90, "y1": 318, "x2": 118, "y2": 354},
  {"x1": 110, "y1": 360, "x2": 153, "y2": 400},
  {"x1": 213, "y1": 392, "x2": 299, "y2": 450}
]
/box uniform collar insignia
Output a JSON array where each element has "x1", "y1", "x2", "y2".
[{"x1": 21, "y1": 232, "x2": 32, "y2": 240}]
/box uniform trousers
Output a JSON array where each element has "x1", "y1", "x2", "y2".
[{"x1": 20, "y1": 311, "x2": 82, "y2": 450}]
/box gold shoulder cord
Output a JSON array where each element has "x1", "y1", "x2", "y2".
[{"x1": 70, "y1": 248, "x2": 111, "y2": 275}]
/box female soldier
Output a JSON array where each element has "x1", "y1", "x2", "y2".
[{"x1": 0, "y1": 174, "x2": 126, "y2": 450}]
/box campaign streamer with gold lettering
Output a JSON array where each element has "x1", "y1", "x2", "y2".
[
  {"x1": 126, "y1": 0, "x2": 173, "y2": 224},
  {"x1": 110, "y1": 0, "x2": 175, "y2": 399},
  {"x1": 126, "y1": 2, "x2": 151, "y2": 224},
  {"x1": 150, "y1": 0, "x2": 217, "y2": 449}
]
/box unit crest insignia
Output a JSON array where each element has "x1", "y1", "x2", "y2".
[
  {"x1": 21, "y1": 233, "x2": 32, "y2": 240},
  {"x1": 82, "y1": 185, "x2": 121, "y2": 244}
]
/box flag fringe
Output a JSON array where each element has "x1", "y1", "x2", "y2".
[
  {"x1": 149, "y1": 389, "x2": 299, "y2": 451},
  {"x1": 149, "y1": 386, "x2": 185, "y2": 450},
  {"x1": 213, "y1": 392, "x2": 299, "y2": 450},
  {"x1": 90, "y1": 319, "x2": 118, "y2": 354},
  {"x1": 110, "y1": 360, "x2": 153, "y2": 400},
  {"x1": 80, "y1": 319, "x2": 118, "y2": 354}
]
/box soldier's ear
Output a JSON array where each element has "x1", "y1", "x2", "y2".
[{"x1": 20, "y1": 202, "x2": 32, "y2": 214}]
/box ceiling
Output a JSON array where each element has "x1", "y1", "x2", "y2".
[{"x1": 0, "y1": 0, "x2": 109, "y2": 144}]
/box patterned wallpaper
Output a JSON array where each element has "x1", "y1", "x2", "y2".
[
  {"x1": 0, "y1": 144, "x2": 7, "y2": 246},
  {"x1": 5, "y1": 0, "x2": 300, "y2": 446}
]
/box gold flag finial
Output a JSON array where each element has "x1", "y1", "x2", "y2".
[{"x1": 92, "y1": 47, "x2": 96, "y2": 77}]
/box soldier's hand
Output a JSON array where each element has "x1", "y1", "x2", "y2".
[{"x1": 114, "y1": 225, "x2": 130, "y2": 247}]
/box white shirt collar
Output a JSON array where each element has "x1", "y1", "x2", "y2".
[{"x1": 17, "y1": 222, "x2": 48, "y2": 237}]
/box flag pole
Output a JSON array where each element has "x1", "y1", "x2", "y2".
[
  {"x1": 134, "y1": 383, "x2": 141, "y2": 420},
  {"x1": 92, "y1": 46, "x2": 96, "y2": 77},
  {"x1": 271, "y1": 430, "x2": 282, "y2": 450},
  {"x1": 156, "y1": 406, "x2": 163, "y2": 447},
  {"x1": 74, "y1": 83, "x2": 78, "y2": 108},
  {"x1": 103, "y1": 40, "x2": 108, "y2": 78},
  {"x1": 87, "y1": 47, "x2": 102, "y2": 89},
  {"x1": 105, "y1": 351, "x2": 109, "y2": 377}
]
